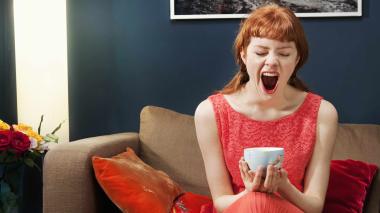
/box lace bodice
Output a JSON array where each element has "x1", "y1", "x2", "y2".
[{"x1": 209, "y1": 92, "x2": 322, "y2": 193}]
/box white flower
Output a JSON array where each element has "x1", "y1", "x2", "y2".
[
  {"x1": 40, "y1": 142, "x2": 50, "y2": 151},
  {"x1": 29, "y1": 137, "x2": 38, "y2": 149}
]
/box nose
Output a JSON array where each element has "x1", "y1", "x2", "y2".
[{"x1": 264, "y1": 52, "x2": 279, "y2": 67}]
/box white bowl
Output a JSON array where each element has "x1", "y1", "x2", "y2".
[{"x1": 243, "y1": 147, "x2": 284, "y2": 171}]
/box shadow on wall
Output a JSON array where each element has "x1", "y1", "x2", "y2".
[{"x1": 0, "y1": 0, "x2": 17, "y2": 124}]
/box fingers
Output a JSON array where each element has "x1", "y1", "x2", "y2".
[
  {"x1": 264, "y1": 165, "x2": 275, "y2": 192},
  {"x1": 239, "y1": 157, "x2": 252, "y2": 181},
  {"x1": 243, "y1": 159, "x2": 251, "y2": 174},
  {"x1": 271, "y1": 156, "x2": 280, "y2": 166},
  {"x1": 240, "y1": 157, "x2": 257, "y2": 192},
  {"x1": 239, "y1": 157, "x2": 247, "y2": 180},
  {"x1": 265, "y1": 155, "x2": 282, "y2": 193},
  {"x1": 252, "y1": 166, "x2": 264, "y2": 191},
  {"x1": 239, "y1": 157, "x2": 285, "y2": 193},
  {"x1": 264, "y1": 165, "x2": 284, "y2": 193},
  {"x1": 270, "y1": 155, "x2": 282, "y2": 169},
  {"x1": 248, "y1": 170, "x2": 255, "y2": 182},
  {"x1": 279, "y1": 167, "x2": 288, "y2": 179}
]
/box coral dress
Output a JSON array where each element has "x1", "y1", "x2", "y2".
[{"x1": 207, "y1": 92, "x2": 322, "y2": 213}]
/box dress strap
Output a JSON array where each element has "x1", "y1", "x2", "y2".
[{"x1": 296, "y1": 92, "x2": 323, "y2": 122}]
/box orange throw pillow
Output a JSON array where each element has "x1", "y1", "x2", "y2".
[{"x1": 92, "y1": 148, "x2": 183, "y2": 213}]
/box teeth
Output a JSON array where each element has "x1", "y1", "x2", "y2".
[{"x1": 262, "y1": 72, "x2": 279, "y2": 77}]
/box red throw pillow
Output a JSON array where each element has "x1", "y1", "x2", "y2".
[
  {"x1": 172, "y1": 192, "x2": 213, "y2": 213},
  {"x1": 323, "y1": 159, "x2": 378, "y2": 213},
  {"x1": 92, "y1": 148, "x2": 183, "y2": 213}
]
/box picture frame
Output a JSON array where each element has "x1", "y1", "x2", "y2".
[{"x1": 170, "y1": 0, "x2": 362, "y2": 20}]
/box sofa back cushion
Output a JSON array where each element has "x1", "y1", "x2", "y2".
[
  {"x1": 333, "y1": 124, "x2": 380, "y2": 165},
  {"x1": 139, "y1": 106, "x2": 380, "y2": 212},
  {"x1": 139, "y1": 106, "x2": 210, "y2": 196},
  {"x1": 332, "y1": 124, "x2": 380, "y2": 213}
]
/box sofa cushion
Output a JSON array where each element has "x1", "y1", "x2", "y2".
[
  {"x1": 92, "y1": 148, "x2": 183, "y2": 212},
  {"x1": 333, "y1": 124, "x2": 380, "y2": 167},
  {"x1": 333, "y1": 124, "x2": 380, "y2": 212},
  {"x1": 323, "y1": 159, "x2": 378, "y2": 213},
  {"x1": 139, "y1": 106, "x2": 380, "y2": 212},
  {"x1": 139, "y1": 106, "x2": 210, "y2": 196}
]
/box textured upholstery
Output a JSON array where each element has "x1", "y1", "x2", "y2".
[
  {"x1": 43, "y1": 106, "x2": 380, "y2": 213},
  {"x1": 43, "y1": 133, "x2": 139, "y2": 213},
  {"x1": 332, "y1": 124, "x2": 380, "y2": 213},
  {"x1": 139, "y1": 106, "x2": 209, "y2": 196}
]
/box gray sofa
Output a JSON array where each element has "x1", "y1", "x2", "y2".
[{"x1": 43, "y1": 106, "x2": 380, "y2": 212}]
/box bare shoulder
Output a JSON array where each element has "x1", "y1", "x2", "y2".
[
  {"x1": 194, "y1": 98, "x2": 219, "y2": 147},
  {"x1": 194, "y1": 99, "x2": 215, "y2": 124},
  {"x1": 316, "y1": 99, "x2": 339, "y2": 149},
  {"x1": 318, "y1": 99, "x2": 339, "y2": 124}
]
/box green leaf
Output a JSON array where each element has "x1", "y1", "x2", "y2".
[
  {"x1": 23, "y1": 158, "x2": 35, "y2": 168},
  {"x1": 44, "y1": 134, "x2": 59, "y2": 143},
  {"x1": 0, "y1": 180, "x2": 11, "y2": 194},
  {"x1": 2, "y1": 153, "x2": 19, "y2": 164},
  {"x1": 22, "y1": 154, "x2": 41, "y2": 171},
  {"x1": 38, "y1": 115, "x2": 44, "y2": 135},
  {"x1": 26, "y1": 151, "x2": 41, "y2": 159},
  {"x1": 2, "y1": 165, "x2": 22, "y2": 196},
  {"x1": 0, "y1": 181, "x2": 18, "y2": 213},
  {"x1": 51, "y1": 120, "x2": 65, "y2": 135}
]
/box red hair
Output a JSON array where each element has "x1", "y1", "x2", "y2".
[{"x1": 221, "y1": 4, "x2": 309, "y2": 94}]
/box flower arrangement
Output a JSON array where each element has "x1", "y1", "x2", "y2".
[{"x1": 0, "y1": 116, "x2": 63, "y2": 213}]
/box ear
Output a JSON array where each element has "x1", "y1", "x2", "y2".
[{"x1": 240, "y1": 50, "x2": 247, "y2": 65}]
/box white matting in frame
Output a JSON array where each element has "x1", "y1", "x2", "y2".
[{"x1": 170, "y1": 0, "x2": 362, "y2": 20}]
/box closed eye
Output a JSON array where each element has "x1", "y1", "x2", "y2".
[
  {"x1": 279, "y1": 53, "x2": 290, "y2": 57},
  {"x1": 255, "y1": 52, "x2": 267, "y2": 56}
]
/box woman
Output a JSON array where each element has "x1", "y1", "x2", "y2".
[{"x1": 194, "y1": 4, "x2": 338, "y2": 213}]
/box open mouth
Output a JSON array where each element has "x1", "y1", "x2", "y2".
[{"x1": 261, "y1": 72, "x2": 279, "y2": 94}]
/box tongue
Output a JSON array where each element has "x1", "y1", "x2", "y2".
[{"x1": 261, "y1": 75, "x2": 278, "y2": 90}]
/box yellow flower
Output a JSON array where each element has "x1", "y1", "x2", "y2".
[
  {"x1": 28, "y1": 130, "x2": 43, "y2": 142},
  {"x1": 13, "y1": 123, "x2": 43, "y2": 142},
  {"x1": 13, "y1": 123, "x2": 32, "y2": 132},
  {"x1": 0, "y1": 120, "x2": 10, "y2": 130}
]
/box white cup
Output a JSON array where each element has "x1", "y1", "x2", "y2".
[{"x1": 243, "y1": 147, "x2": 284, "y2": 172}]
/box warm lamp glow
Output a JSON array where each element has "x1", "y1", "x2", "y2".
[{"x1": 13, "y1": 0, "x2": 69, "y2": 142}]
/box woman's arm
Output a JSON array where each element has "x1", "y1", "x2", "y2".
[
  {"x1": 278, "y1": 100, "x2": 338, "y2": 213},
  {"x1": 194, "y1": 99, "x2": 247, "y2": 212}
]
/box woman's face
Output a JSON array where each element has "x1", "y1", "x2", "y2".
[{"x1": 241, "y1": 37, "x2": 299, "y2": 97}]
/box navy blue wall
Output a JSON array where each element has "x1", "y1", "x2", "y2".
[
  {"x1": 67, "y1": 0, "x2": 380, "y2": 140},
  {"x1": 0, "y1": 0, "x2": 17, "y2": 124}
]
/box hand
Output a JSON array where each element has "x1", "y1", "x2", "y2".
[
  {"x1": 262, "y1": 156, "x2": 288, "y2": 194},
  {"x1": 239, "y1": 157, "x2": 266, "y2": 192},
  {"x1": 239, "y1": 156, "x2": 288, "y2": 194}
]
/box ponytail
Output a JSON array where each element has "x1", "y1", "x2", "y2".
[
  {"x1": 220, "y1": 70, "x2": 249, "y2": 94},
  {"x1": 288, "y1": 74, "x2": 309, "y2": 92}
]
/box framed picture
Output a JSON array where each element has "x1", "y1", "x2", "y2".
[{"x1": 170, "y1": 0, "x2": 362, "y2": 19}]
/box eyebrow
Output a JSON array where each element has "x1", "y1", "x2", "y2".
[{"x1": 254, "y1": 45, "x2": 293, "y2": 50}]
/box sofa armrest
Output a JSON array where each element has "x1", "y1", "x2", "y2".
[{"x1": 43, "y1": 132, "x2": 139, "y2": 213}]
